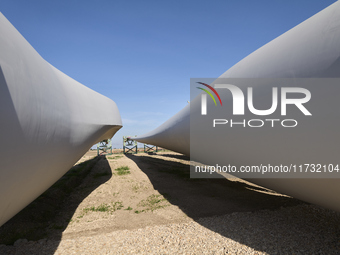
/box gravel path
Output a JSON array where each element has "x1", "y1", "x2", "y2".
[
  {"x1": 1, "y1": 204, "x2": 339, "y2": 254},
  {"x1": 1, "y1": 151, "x2": 339, "y2": 254}
]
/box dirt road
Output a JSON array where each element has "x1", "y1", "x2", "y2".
[{"x1": 0, "y1": 151, "x2": 339, "y2": 254}]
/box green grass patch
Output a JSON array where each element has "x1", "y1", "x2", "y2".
[
  {"x1": 132, "y1": 184, "x2": 140, "y2": 192},
  {"x1": 83, "y1": 204, "x2": 110, "y2": 213},
  {"x1": 96, "y1": 203, "x2": 111, "y2": 212},
  {"x1": 83, "y1": 206, "x2": 96, "y2": 213},
  {"x1": 112, "y1": 201, "x2": 124, "y2": 211},
  {"x1": 82, "y1": 201, "x2": 123, "y2": 215},
  {"x1": 115, "y1": 166, "x2": 130, "y2": 175},
  {"x1": 134, "y1": 210, "x2": 145, "y2": 214},
  {"x1": 107, "y1": 155, "x2": 123, "y2": 160},
  {"x1": 137, "y1": 194, "x2": 169, "y2": 212}
]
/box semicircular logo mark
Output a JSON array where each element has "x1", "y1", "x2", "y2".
[
  {"x1": 196, "y1": 82, "x2": 222, "y2": 106},
  {"x1": 197, "y1": 87, "x2": 217, "y2": 105}
]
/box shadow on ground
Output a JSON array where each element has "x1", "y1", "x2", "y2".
[
  {"x1": 126, "y1": 153, "x2": 303, "y2": 217},
  {"x1": 157, "y1": 153, "x2": 190, "y2": 161},
  {"x1": 0, "y1": 155, "x2": 112, "y2": 253},
  {"x1": 126, "y1": 153, "x2": 340, "y2": 254}
]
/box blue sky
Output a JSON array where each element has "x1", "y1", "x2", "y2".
[{"x1": 1, "y1": 0, "x2": 337, "y2": 148}]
